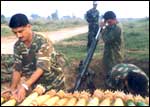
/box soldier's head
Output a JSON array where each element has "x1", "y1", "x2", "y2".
[
  {"x1": 103, "y1": 11, "x2": 117, "y2": 26},
  {"x1": 93, "y1": 1, "x2": 98, "y2": 9},
  {"x1": 9, "y1": 13, "x2": 32, "y2": 42},
  {"x1": 125, "y1": 70, "x2": 149, "y2": 96}
]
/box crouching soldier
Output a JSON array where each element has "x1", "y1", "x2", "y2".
[
  {"x1": 1, "y1": 13, "x2": 68, "y2": 103},
  {"x1": 106, "y1": 63, "x2": 149, "y2": 97}
]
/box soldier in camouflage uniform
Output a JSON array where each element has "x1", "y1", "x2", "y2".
[
  {"x1": 100, "y1": 11, "x2": 124, "y2": 77},
  {"x1": 85, "y1": 1, "x2": 99, "y2": 51},
  {"x1": 106, "y1": 63, "x2": 149, "y2": 97},
  {"x1": 1, "y1": 13, "x2": 67, "y2": 103}
]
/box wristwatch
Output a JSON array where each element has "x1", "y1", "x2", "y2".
[{"x1": 22, "y1": 83, "x2": 29, "y2": 91}]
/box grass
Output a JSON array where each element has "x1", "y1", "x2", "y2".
[
  {"x1": 1, "y1": 26, "x2": 13, "y2": 36},
  {"x1": 63, "y1": 33, "x2": 87, "y2": 42},
  {"x1": 1, "y1": 18, "x2": 149, "y2": 62},
  {"x1": 54, "y1": 18, "x2": 149, "y2": 62},
  {"x1": 32, "y1": 19, "x2": 87, "y2": 31},
  {"x1": 122, "y1": 19, "x2": 149, "y2": 60},
  {"x1": 1, "y1": 19, "x2": 87, "y2": 36},
  {"x1": 55, "y1": 33, "x2": 104, "y2": 62},
  {"x1": 55, "y1": 39, "x2": 87, "y2": 61},
  {"x1": 1, "y1": 18, "x2": 149, "y2": 83}
]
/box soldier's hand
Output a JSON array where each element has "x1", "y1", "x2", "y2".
[
  {"x1": 13, "y1": 86, "x2": 27, "y2": 103},
  {"x1": 1, "y1": 88, "x2": 16, "y2": 100},
  {"x1": 1, "y1": 89, "x2": 11, "y2": 95},
  {"x1": 100, "y1": 21, "x2": 105, "y2": 27}
]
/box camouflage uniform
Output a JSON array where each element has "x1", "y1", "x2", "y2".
[
  {"x1": 86, "y1": 8, "x2": 99, "y2": 50},
  {"x1": 13, "y1": 32, "x2": 66, "y2": 91},
  {"x1": 1, "y1": 54, "x2": 14, "y2": 82},
  {"x1": 102, "y1": 23, "x2": 124, "y2": 74},
  {"x1": 107, "y1": 63, "x2": 149, "y2": 95}
]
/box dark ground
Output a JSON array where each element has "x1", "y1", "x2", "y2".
[
  {"x1": 64, "y1": 58, "x2": 149, "y2": 96},
  {"x1": 1, "y1": 56, "x2": 149, "y2": 96}
]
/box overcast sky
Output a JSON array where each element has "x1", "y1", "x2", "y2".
[{"x1": 1, "y1": 1, "x2": 149, "y2": 19}]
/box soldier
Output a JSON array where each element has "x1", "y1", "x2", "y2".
[
  {"x1": 106, "y1": 63, "x2": 149, "y2": 97},
  {"x1": 1, "y1": 13, "x2": 67, "y2": 103},
  {"x1": 85, "y1": 1, "x2": 99, "y2": 51},
  {"x1": 100, "y1": 11, "x2": 124, "y2": 77}
]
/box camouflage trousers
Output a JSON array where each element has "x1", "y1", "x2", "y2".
[{"x1": 87, "y1": 23, "x2": 99, "y2": 50}]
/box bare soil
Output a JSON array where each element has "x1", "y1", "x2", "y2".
[
  {"x1": 64, "y1": 58, "x2": 149, "y2": 92},
  {"x1": 1, "y1": 25, "x2": 149, "y2": 96},
  {"x1": 1, "y1": 26, "x2": 88, "y2": 54},
  {"x1": 1, "y1": 56, "x2": 149, "y2": 97}
]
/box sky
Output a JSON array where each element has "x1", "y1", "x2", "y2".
[{"x1": 1, "y1": 1, "x2": 149, "y2": 19}]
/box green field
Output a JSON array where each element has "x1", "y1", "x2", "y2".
[
  {"x1": 1, "y1": 19, "x2": 87, "y2": 36},
  {"x1": 1, "y1": 18, "x2": 149, "y2": 61},
  {"x1": 54, "y1": 18, "x2": 149, "y2": 62},
  {"x1": 1, "y1": 18, "x2": 149, "y2": 96}
]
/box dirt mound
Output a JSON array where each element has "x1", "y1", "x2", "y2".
[
  {"x1": 1, "y1": 54, "x2": 149, "y2": 95},
  {"x1": 65, "y1": 58, "x2": 149, "y2": 91}
]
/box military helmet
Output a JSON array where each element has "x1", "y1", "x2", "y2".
[
  {"x1": 111, "y1": 63, "x2": 149, "y2": 96},
  {"x1": 103, "y1": 11, "x2": 116, "y2": 20}
]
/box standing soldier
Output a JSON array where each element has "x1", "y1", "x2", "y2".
[
  {"x1": 86, "y1": 1, "x2": 100, "y2": 51},
  {"x1": 100, "y1": 11, "x2": 124, "y2": 78},
  {"x1": 1, "y1": 13, "x2": 67, "y2": 103},
  {"x1": 106, "y1": 63, "x2": 149, "y2": 97}
]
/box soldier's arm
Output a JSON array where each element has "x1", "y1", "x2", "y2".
[
  {"x1": 11, "y1": 68, "x2": 44, "y2": 103},
  {"x1": 86, "y1": 9, "x2": 93, "y2": 23},
  {"x1": 1, "y1": 69, "x2": 21, "y2": 101},
  {"x1": 103, "y1": 26, "x2": 121, "y2": 43},
  {"x1": 85, "y1": 12, "x2": 88, "y2": 22},
  {"x1": 22, "y1": 68, "x2": 44, "y2": 89},
  {"x1": 85, "y1": 12, "x2": 90, "y2": 22},
  {"x1": 94, "y1": 10, "x2": 99, "y2": 22},
  {"x1": 10, "y1": 70, "x2": 21, "y2": 90},
  {"x1": 11, "y1": 46, "x2": 23, "y2": 90}
]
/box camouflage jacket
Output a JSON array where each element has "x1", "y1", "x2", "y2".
[
  {"x1": 107, "y1": 63, "x2": 149, "y2": 91},
  {"x1": 13, "y1": 32, "x2": 65, "y2": 90},
  {"x1": 102, "y1": 23, "x2": 124, "y2": 71},
  {"x1": 86, "y1": 8, "x2": 99, "y2": 24}
]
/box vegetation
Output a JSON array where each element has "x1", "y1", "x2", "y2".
[
  {"x1": 1, "y1": 18, "x2": 149, "y2": 98},
  {"x1": 1, "y1": 17, "x2": 87, "y2": 36},
  {"x1": 1, "y1": 15, "x2": 8, "y2": 24},
  {"x1": 31, "y1": 18, "x2": 87, "y2": 32},
  {"x1": 122, "y1": 18, "x2": 149, "y2": 60},
  {"x1": 1, "y1": 18, "x2": 149, "y2": 62},
  {"x1": 54, "y1": 18, "x2": 149, "y2": 61},
  {"x1": 1, "y1": 25, "x2": 13, "y2": 36}
]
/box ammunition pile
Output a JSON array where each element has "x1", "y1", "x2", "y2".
[{"x1": 1, "y1": 85, "x2": 149, "y2": 106}]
